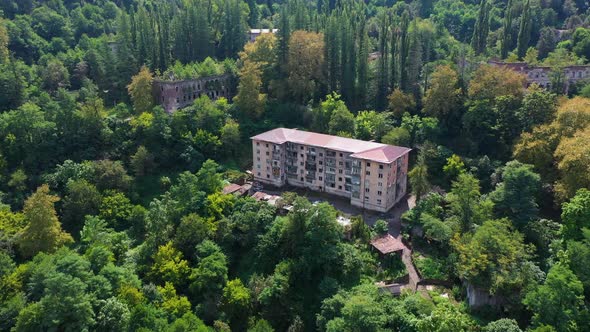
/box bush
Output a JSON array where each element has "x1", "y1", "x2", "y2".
[
  {"x1": 413, "y1": 255, "x2": 449, "y2": 280},
  {"x1": 373, "y1": 219, "x2": 389, "y2": 235}
]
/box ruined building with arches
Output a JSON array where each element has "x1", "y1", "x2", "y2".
[{"x1": 153, "y1": 74, "x2": 233, "y2": 113}]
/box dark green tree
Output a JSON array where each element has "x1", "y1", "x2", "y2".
[
  {"x1": 500, "y1": 0, "x2": 514, "y2": 59},
  {"x1": 517, "y1": 0, "x2": 532, "y2": 59},
  {"x1": 471, "y1": 0, "x2": 491, "y2": 55}
]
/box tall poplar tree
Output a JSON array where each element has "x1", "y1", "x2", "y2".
[
  {"x1": 277, "y1": 6, "x2": 291, "y2": 77},
  {"x1": 375, "y1": 11, "x2": 389, "y2": 110},
  {"x1": 220, "y1": 0, "x2": 246, "y2": 58},
  {"x1": 325, "y1": 14, "x2": 341, "y2": 93},
  {"x1": 500, "y1": 0, "x2": 514, "y2": 59},
  {"x1": 116, "y1": 12, "x2": 138, "y2": 90},
  {"x1": 340, "y1": 11, "x2": 355, "y2": 105},
  {"x1": 399, "y1": 11, "x2": 410, "y2": 92},
  {"x1": 356, "y1": 16, "x2": 369, "y2": 110},
  {"x1": 407, "y1": 21, "x2": 423, "y2": 104},
  {"x1": 517, "y1": 0, "x2": 532, "y2": 59},
  {"x1": 471, "y1": 0, "x2": 491, "y2": 55}
]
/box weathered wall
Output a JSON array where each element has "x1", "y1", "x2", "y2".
[{"x1": 153, "y1": 74, "x2": 233, "y2": 113}]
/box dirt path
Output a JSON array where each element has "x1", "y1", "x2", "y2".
[{"x1": 401, "y1": 246, "x2": 421, "y2": 291}]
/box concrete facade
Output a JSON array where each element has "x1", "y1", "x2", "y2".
[
  {"x1": 248, "y1": 29, "x2": 278, "y2": 42},
  {"x1": 153, "y1": 74, "x2": 232, "y2": 113},
  {"x1": 488, "y1": 60, "x2": 590, "y2": 92},
  {"x1": 251, "y1": 128, "x2": 411, "y2": 212}
]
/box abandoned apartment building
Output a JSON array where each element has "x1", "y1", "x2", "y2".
[{"x1": 251, "y1": 128, "x2": 411, "y2": 212}]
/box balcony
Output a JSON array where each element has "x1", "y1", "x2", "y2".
[{"x1": 286, "y1": 166, "x2": 298, "y2": 174}]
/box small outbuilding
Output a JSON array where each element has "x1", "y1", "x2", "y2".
[{"x1": 371, "y1": 234, "x2": 405, "y2": 256}]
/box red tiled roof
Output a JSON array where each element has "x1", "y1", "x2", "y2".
[
  {"x1": 251, "y1": 128, "x2": 411, "y2": 163},
  {"x1": 371, "y1": 234, "x2": 406, "y2": 254},
  {"x1": 350, "y1": 145, "x2": 411, "y2": 163}
]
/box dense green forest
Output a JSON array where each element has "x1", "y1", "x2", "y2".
[{"x1": 2, "y1": 0, "x2": 590, "y2": 331}]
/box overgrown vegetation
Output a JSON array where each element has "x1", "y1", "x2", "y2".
[{"x1": 1, "y1": 0, "x2": 590, "y2": 331}]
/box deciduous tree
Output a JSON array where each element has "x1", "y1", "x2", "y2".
[
  {"x1": 523, "y1": 264, "x2": 586, "y2": 331},
  {"x1": 18, "y1": 185, "x2": 73, "y2": 258},
  {"x1": 490, "y1": 161, "x2": 540, "y2": 228},
  {"x1": 423, "y1": 65, "x2": 462, "y2": 127},
  {"x1": 286, "y1": 31, "x2": 325, "y2": 103},
  {"x1": 127, "y1": 66, "x2": 154, "y2": 114},
  {"x1": 453, "y1": 218, "x2": 533, "y2": 294},
  {"x1": 234, "y1": 60, "x2": 266, "y2": 119}
]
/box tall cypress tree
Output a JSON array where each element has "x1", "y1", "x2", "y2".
[
  {"x1": 390, "y1": 19, "x2": 399, "y2": 89},
  {"x1": 325, "y1": 14, "x2": 341, "y2": 93},
  {"x1": 220, "y1": 0, "x2": 246, "y2": 58},
  {"x1": 356, "y1": 15, "x2": 369, "y2": 110},
  {"x1": 116, "y1": 12, "x2": 137, "y2": 93},
  {"x1": 277, "y1": 6, "x2": 290, "y2": 78},
  {"x1": 501, "y1": 0, "x2": 514, "y2": 59},
  {"x1": 194, "y1": 2, "x2": 212, "y2": 61},
  {"x1": 407, "y1": 20, "x2": 422, "y2": 104},
  {"x1": 246, "y1": 0, "x2": 259, "y2": 27},
  {"x1": 471, "y1": 0, "x2": 490, "y2": 55},
  {"x1": 376, "y1": 11, "x2": 389, "y2": 111},
  {"x1": 340, "y1": 11, "x2": 355, "y2": 105},
  {"x1": 399, "y1": 11, "x2": 410, "y2": 92},
  {"x1": 517, "y1": 0, "x2": 532, "y2": 59}
]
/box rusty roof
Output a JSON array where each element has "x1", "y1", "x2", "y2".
[
  {"x1": 371, "y1": 234, "x2": 406, "y2": 254},
  {"x1": 223, "y1": 183, "x2": 242, "y2": 195},
  {"x1": 251, "y1": 128, "x2": 411, "y2": 163}
]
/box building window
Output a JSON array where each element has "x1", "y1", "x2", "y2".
[
  {"x1": 257, "y1": 172, "x2": 261, "y2": 176},
  {"x1": 267, "y1": 174, "x2": 270, "y2": 178},
  {"x1": 266, "y1": 152, "x2": 269, "y2": 156},
  {"x1": 338, "y1": 177, "x2": 343, "y2": 182},
  {"x1": 300, "y1": 162, "x2": 303, "y2": 166},
  {"x1": 339, "y1": 161, "x2": 343, "y2": 166},
  {"x1": 379, "y1": 165, "x2": 384, "y2": 169},
  {"x1": 365, "y1": 188, "x2": 370, "y2": 193},
  {"x1": 311, "y1": 148, "x2": 315, "y2": 152},
  {"x1": 340, "y1": 153, "x2": 343, "y2": 157},
  {"x1": 301, "y1": 146, "x2": 304, "y2": 150},
  {"x1": 257, "y1": 164, "x2": 261, "y2": 169},
  {"x1": 266, "y1": 166, "x2": 270, "y2": 171},
  {"x1": 377, "y1": 199, "x2": 382, "y2": 204},
  {"x1": 378, "y1": 182, "x2": 382, "y2": 187},
  {"x1": 257, "y1": 157, "x2": 260, "y2": 161},
  {"x1": 339, "y1": 169, "x2": 343, "y2": 174},
  {"x1": 256, "y1": 150, "x2": 260, "y2": 154},
  {"x1": 265, "y1": 144, "x2": 269, "y2": 147},
  {"x1": 319, "y1": 176, "x2": 323, "y2": 181},
  {"x1": 319, "y1": 161, "x2": 323, "y2": 165},
  {"x1": 366, "y1": 171, "x2": 371, "y2": 176},
  {"x1": 377, "y1": 191, "x2": 382, "y2": 196},
  {"x1": 378, "y1": 173, "x2": 383, "y2": 178},
  {"x1": 301, "y1": 177, "x2": 304, "y2": 181},
  {"x1": 366, "y1": 162, "x2": 371, "y2": 167},
  {"x1": 319, "y1": 153, "x2": 323, "y2": 157},
  {"x1": 319, "y1": 169, "x2": 323, "y2": 173},
  {"x1": 338, "y1": 185, "x2": 342, "y2": 190},
  {"x1": 256, "y1": 142, "x2": 259, "y2": 146},
  {"x1": 300, "y1": 154, "x2": 304, "y2": 158},
  {"x1": 365, "y1": 196, "x2": 369, "y2": 200}
]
